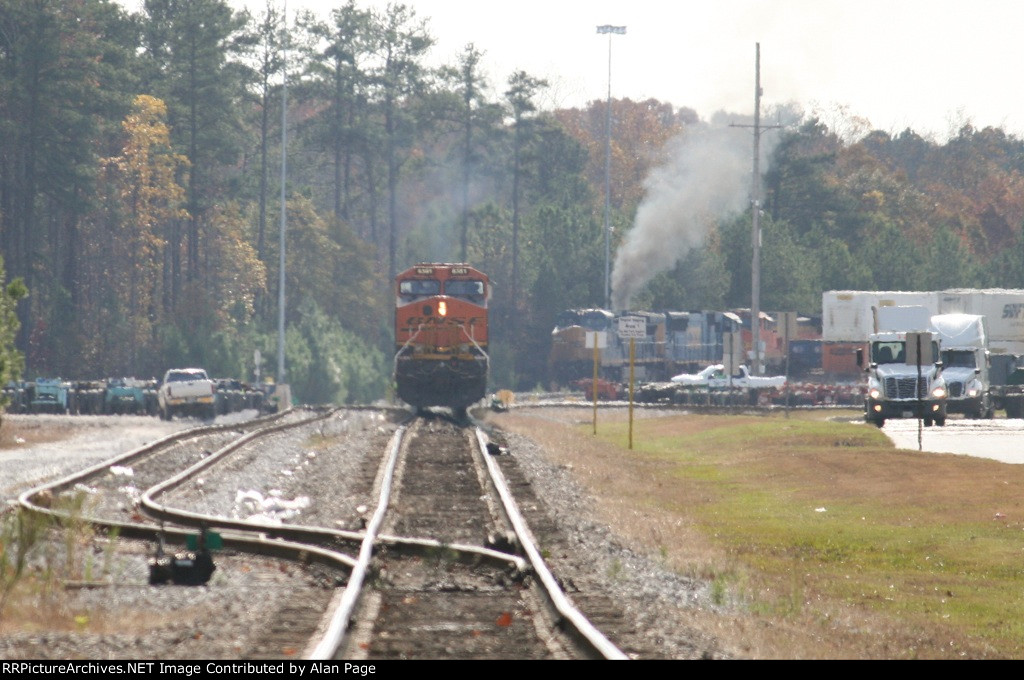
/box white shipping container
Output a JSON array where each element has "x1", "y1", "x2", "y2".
[
  {"x1": 822, "y1": 291, "x2": 940, "y2": 342},
  {"x1": 824, "y1": 289, "x2": 1024, "y2": 353},
  {"x1": 876, "y1": 305, "x2": 933, "y2": 332}
]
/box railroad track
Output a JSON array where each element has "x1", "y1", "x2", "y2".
[
  {"x1": 14, "y1": 407, "x2": 360, "y2": 659},
  {"x1": 14, "y1": 407, "x2": 646, "y2": 659},
  {"x1": 335, "y1": 416, "x2": 567, "y2": 659}
]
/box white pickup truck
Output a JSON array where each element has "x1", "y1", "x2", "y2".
[
  {"x1": 158, "y1": 368, "x2": 216, "y2": 421},
  {"x1": 671, "y1": 364, "x2": 786, "y2": 390}
]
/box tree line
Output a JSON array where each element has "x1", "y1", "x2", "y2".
[{"x1": 1, "y1": 0, "x2": 1024, "y2": 402}]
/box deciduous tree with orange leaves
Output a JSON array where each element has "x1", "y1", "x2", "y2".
[{"x1": 103, "y1": 94, "x2": 189, "y2": 375}]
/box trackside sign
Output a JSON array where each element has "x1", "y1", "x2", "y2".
[{"x1": 618, "y1": 316, "x2": 645, "y2": 339}]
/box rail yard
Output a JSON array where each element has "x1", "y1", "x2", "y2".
[
  {"x1": 6, "y1": 400, "x2": 1024, "y2": 658},
  {"x1": 7, "y1": 273, "x2": 1024, "y2": 659},
  {"x1": 0, "y1": 405, "x2": 724, "y2": 660},
  {"x1": 4, "y1": 276, "x2": 1024, "y2": 659}
]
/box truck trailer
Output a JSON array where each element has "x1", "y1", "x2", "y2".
[{"x1": 825, "y1": 289, "x2": 1024, "y2": 355}]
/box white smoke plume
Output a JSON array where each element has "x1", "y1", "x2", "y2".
[{"x1": 610, "y1": 124, "x2": 756, "y2": 311}]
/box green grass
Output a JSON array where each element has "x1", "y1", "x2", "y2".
[{"x1": 589, "y1": 413, "x2": 1024, "y2": 656}]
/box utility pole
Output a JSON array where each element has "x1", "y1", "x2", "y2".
[
  {"x1": 751, "y1": 42, "x2": 763, "y2": 376},
  {"x1": 731, "y1": 43, "x2": 780, "y2": 375}
]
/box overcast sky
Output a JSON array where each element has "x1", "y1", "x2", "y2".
[{"x1": 118, "y1": 0, "x2": 1024, "y2": 142}]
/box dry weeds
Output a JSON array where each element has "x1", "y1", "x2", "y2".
[{"x1": 0, "y1": 417, "x2": 78, "y2": 450}]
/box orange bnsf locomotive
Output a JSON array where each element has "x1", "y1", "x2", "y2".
[{"x1": 394, "y1": 263, "x2": 490, "y2": 411}]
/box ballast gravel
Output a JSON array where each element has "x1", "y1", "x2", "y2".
[{"x1": 0, "y1": 406, "x2": 728, "y2": 660}]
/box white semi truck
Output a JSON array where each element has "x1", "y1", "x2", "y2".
[
  {"x1": 860, "y1": 306, "x2": 948, "y2": 428},
  {"x1": 931, "y1": 313, "x2": 993, "y2": 419}
]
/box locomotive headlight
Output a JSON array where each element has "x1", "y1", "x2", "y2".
[{"x1": 438, "y1": 300, "x2": 447, "y2": 316}]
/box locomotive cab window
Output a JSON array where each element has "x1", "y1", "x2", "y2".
[
  {"x1": 580, "y1": 310, "x2": 614, "y2": 331},
  {"x1": 444, "y1": 279, "x2": 485, "y2": 301},
  {"x1": 399, "y1": 279, "x2": 441, "y2": 298}
]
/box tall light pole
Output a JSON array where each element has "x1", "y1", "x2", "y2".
[
  {"x1": 277, "y1": 0, "x2": 288, "y2": 385},
  {"x1": 597, "y1": 24, "x2": 625, "y2": 311}
]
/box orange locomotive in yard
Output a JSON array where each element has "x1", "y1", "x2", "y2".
[{"x1": 394, "y1": 263, "x2": 490, "y2": 411}]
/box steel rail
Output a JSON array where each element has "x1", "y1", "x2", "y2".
[
  {"x1": 307, "y1": 424, "x2": 406, "y2": 660},
  {"x1": 473, "y1": 427, "x2": 630, "y2": 660},
  {"x1": 140, "y1": 408, "x2": 337, "y2": 521},
  {"x1": 15, "y1": 408, "x2": 363, "y2": 571},
  {"x1": 15, "y1": 409, "x2": 549, "y2": 659},
  {"x1": 17, "y1": 409, "x2": 295, "y2": 516},
  {"x1": 140, "y1": 411, "x2": 527, "y2": 658},
  {"x1": 138, "y1": 408, "x2": 522, "y2": 569}
]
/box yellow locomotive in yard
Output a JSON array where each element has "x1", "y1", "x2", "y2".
[{"x1": 394, "y1": 263, "x2": 490, "y2": 411}]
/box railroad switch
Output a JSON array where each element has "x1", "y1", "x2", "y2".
[
  {"x1": 148, "y1": 528, "x2": 217, "y2": 586},
  {"x1": 486, "y1": 530, "x2": 519, "y2": 554}
]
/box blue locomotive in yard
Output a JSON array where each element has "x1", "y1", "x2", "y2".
[{"x1": 548, "y1": 307, "x2": 821, "y2": 386}]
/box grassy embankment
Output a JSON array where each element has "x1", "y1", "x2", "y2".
[{"x1": 492, "y1": 409, "x2": 1024, "y2": 659}]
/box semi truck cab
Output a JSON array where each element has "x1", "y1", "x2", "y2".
[{"x1": 861, "y1": 329, "x2": 948, "y2": 428}]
